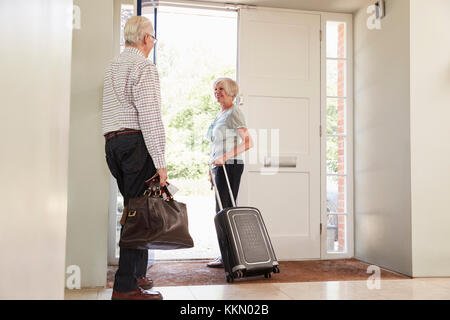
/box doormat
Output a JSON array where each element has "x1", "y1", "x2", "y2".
[{"x1": 107, "y1": 258, "x2": 409, "y2": 287}]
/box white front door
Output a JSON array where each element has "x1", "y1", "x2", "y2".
[{"x1": 237, "y1": 8, "x2": 321, "y2": 260}]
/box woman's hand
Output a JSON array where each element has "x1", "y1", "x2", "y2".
[
  {"x1": 212, "y1": 129, "x2": 253, "y2": 167},
  {"x1": 213, "y1": 155, "x2": 227, "y2": 167}
]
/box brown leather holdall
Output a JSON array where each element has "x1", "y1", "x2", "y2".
[{"x1": 119, "y1": 187, "x2": 194, "y2": 250}]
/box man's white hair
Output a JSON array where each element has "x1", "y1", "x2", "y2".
[
  {"x1": 124, "y1": 16, "x2": 154, "y2": 46},
  {"x1": 214, "y1": 77, "x2": 239, "y2": 98}
]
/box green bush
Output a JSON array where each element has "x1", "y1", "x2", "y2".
[
  {"x1": 164, "y1": 71, "x2": 235, "y2": 179},
  {"x1": 156, "y1": 35, "x2": 236, "y2": 180}
]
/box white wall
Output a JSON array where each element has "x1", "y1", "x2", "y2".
[
  {"x1": 353, "y1": 0, "x2": 412, "y2": 276},
  {"x1": 65, "y1": 0, "x2": 114, "y2": 287},
  {"x1": 0, "y1": 0, "x2": 73, "y2": 299},
  {"x1": 410, "y1": 0, "x2": 450, "y2": 277}
]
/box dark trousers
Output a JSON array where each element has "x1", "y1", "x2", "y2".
[
  {"x1": 105, "y1": 131, "x2": 156, "y2": 292},
  {"x1": 213, "y1": 163, "x2": 243, "y2": 261},
  {"x1": 213, "y1": 162, "x2": 244, "y2": 213}
]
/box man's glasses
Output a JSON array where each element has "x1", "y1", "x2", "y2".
[{"x1": 149, "y1": 34, "x2": 157, "y2": 44}]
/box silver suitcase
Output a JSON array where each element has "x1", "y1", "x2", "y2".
[{"x1": 211, "y1": 165, "x2": 280, "y2": 283}]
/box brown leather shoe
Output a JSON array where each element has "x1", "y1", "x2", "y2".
[
  {"x1": 111, "y1": 288, "x2": 163, "y2": 300},
  {"x1": 138, "y1": 276, "x2": 154, "y2": 290}
]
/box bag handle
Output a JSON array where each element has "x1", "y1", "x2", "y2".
[
  {"x1": 144, "y1": 179, "x2": 174, "y2": 201},
  {"x1": 209, "y1": 163, "x2": 236, "y2": 211}
]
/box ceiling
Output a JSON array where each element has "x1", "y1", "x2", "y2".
[{"x1": 167, "y1": 0, "x2": 371, "y2": 13}]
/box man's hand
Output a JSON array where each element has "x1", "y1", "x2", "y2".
[{"x1": 157, "y1": 168, "x2": 167, "y2": 187}]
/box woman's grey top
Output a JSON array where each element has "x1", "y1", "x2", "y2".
[{"x1": 205, "y1": 105, "x2": 247, "y2": 167}]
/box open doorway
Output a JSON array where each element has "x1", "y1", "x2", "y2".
[{"x1": 141, "y1": 4, "x2": 238, "y2": 260}]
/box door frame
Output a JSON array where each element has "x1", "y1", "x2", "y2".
[
  {"x1": 320, "y1": 12, "x2": 354, "y2": 260},
  {"x1": 131, "y1": 0, "x2": 355, "y2": 261},
  {"x1": 107, "y1": 0, "x2": 136, "y2": 266},
  {"x1": 236, "y1": 6, "x2": 354, "y2": 260}
]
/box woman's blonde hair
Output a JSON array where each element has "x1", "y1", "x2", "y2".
[
  {"x1": 214, "y1": 77, "x2": 239, "y2": 98},
  {"x1": 124, "y1": 16, "x2": 154, "y2": 46}
]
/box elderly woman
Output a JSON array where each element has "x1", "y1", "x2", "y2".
[{"x1": 205, "y1": 77, "x2": 253, "y2": 268}]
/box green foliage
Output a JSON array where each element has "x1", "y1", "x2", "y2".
[
  {"x1": 326, "y1": 100, "x2": 338, "y2": 174},
  {"x1": 157, "y1": 39, "x2": 235, "y2": 179},
  {"x1": 326, "y1": 137, "x2": 338, "y2": 174},
  {"x1": 327, "y1": 100, "x2": 338, "y2": 135},
  {"x1": 166, "y1": 148, "x2": 209, "y2": 179}
]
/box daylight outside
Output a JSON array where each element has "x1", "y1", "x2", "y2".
[
  {"x1": 114, "y1": 5, "x2": 238, "y2": 260},
  {"x1": 151, "y1": 6, "x2": 237, "y2": 260}
]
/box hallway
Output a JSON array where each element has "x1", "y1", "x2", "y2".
[{"x1": 65, "y1": 278, "x2": 450, "y2": 300}]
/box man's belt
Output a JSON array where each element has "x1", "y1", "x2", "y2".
[{"x1": 104, "y1": 129, "x2": 141, "y2": 141}]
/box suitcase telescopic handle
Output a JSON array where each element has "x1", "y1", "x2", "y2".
[{"x1": 209, "y1": 163, "x2": 236, "y2": 211}]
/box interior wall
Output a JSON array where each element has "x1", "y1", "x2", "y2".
[
  {"x1": 410, "y1": 0, "x2": 450, "y2": 277},
  {"x1": 0, "y1": 0, "x2": 73, "y2": 299},
  {"x1": 353, "y1": 0, "x2": 412, "y2": 276},
  {"x1": 65, "y1": 0, "x2": 114, "y2": 287}
]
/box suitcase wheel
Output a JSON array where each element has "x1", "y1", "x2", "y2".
[
  {"x1": 233, "y1": 270, "x2": 244, "y2": 279},
  {"x1": 264, "y1": 272, "x2": 272, "y2": 279},
  {"x1": 273, "y1": 266, "x2": 280, "y2": 274},
  {"x1": 226, "y1": 275, "x2": 234, "y2": 283}
]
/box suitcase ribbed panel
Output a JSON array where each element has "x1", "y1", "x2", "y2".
[{"x1": 234, "y1": 213, "x2": 270, "y2": 264}]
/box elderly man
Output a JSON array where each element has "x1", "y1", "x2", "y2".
[{"x1": 103, "y1": 16, "x2": 166, "y2": 300}]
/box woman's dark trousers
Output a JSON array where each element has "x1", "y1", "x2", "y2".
[{"x1": 212, "y1": 162, "x2": 244, "y2": 213}]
